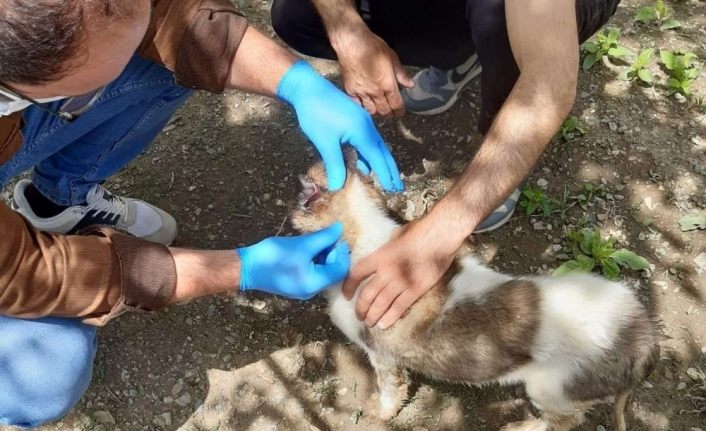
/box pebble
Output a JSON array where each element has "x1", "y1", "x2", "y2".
[
  {"x1": 596, "y1": 425, "x2": 607, "y2": 431},
  {"x1": 536, "y1": 178, "x2": 549, "y2": 188},
  {"x1": 552, "y1": 244, "x2": 562, "y2": 253},
  {"x1": 533, "y1": 221, "x2": 545, "y2": 231},
  {"x1": 93, "y1": 411, "x2": 115, "y2": 425},
  {"x1": 175, "y1": 393, "x2": 192, "y2": 407},
  {"x1": 677, "y1": 381, "x2": 687, "y2": 390},
  {"x1": 252, "y1": 299, "x2": 267, "y2": 310}
]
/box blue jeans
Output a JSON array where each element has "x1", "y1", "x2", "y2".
[
  {"x1": 0, "y1": 55, "x2": 192, "y2": 427},
  {"x1": 0, "y1": 317, "x2": 97, "y2": 428},
  {"x1": 0, "y1": 54, "x2": 192, "y2": 205}
]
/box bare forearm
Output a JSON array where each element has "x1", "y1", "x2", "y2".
[
  {"x1": 226, "y1": 26, "x2": 297, "y2": 97},
  {"x1": 311, "y1": 0, "x2": 366, "y2": 49},
  {"x1": 431, "y1": 77, "x2": 574, "y2": 246},
  {"x1": 169, "y1": 249, "x2": 239, "y2": 304}
]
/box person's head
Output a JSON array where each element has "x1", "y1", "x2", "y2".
[{"x1": 0, "y1": 0, "x2": 151, "y2": 99}]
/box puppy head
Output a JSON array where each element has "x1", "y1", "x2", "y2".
[{"x1": 290, "y1": 152, "x2": 385, "y2": 246}]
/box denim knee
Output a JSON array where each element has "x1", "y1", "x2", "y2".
[{"x1": 0, "y1": 316, "x2": 97, "y2": 428}]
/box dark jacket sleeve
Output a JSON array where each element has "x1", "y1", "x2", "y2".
[
  {"x1": 0, "y1": 203, "x2": 177, "y2": 326},
  {"x1": 138, "y1": 0, "x2": 249, "y2": 93}
]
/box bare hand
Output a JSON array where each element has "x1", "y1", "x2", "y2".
[
  {"x1": 341, "y1": 219, "x2": 458, "y2": 329},
  {"x1": 335, "y1": 26, "x2": 414, "y2": 119}
]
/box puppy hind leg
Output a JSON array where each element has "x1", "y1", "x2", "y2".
[
  {"x1": 612, "y1": 391, "x2": 630, "y2": 431},
  {"x1": 368, "y1": 355, "x2": 409, "y2": 420}
]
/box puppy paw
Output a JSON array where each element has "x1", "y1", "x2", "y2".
[{"x1": 366, "y1": 392, "x2": 402, "y2": 421}]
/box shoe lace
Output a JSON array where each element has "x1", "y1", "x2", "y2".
[{"x1": 85, "y1": 185, "x2": 129, "y2": 221}]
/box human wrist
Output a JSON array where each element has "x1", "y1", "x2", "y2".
[
  {"x1": 234, "y1": 247, "x2": 254, "y2": 291},
  {"x1": 426, "y1": 200, "x2": 477, "y2": 251},
  {"x1": 275, "y1": 60, "x2": 320, "y2": 104}
]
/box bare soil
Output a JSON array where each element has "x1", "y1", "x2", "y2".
[{"x1": 2, "y1": 1, "x2": 706, "y2": 430}]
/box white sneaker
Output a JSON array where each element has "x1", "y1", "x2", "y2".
[{"x1": 11, "y1": 179, "x2": 177, "y2": 245}]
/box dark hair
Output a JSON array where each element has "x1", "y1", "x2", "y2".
[{"x1": 0, "y1": 0, "x2": 140, "y2": 85}]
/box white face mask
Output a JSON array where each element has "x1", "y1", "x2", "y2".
[{"x1": 0, "y1": 88, "x2": 67, "y2": 117}]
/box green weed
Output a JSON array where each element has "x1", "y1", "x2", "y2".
[
  {"x1": 573, "y1": 183, "x2": 608, "y2": 211},
  {"x1": 554, "y1": 228, "x2": 649, "y2": 280},
  {"x1": 519, "y1": 186, "x2": 555, "y2": 219},
  {"x1": 582, "y1": 28, "x2": 631, "y2": 71},
  {"x1": 635, "y1": 0, "x2": 682, "y2": 30},
  {"x1": 660, "y1": 50, "x2": 700, "y2": 96},
  {"x1": 618, "y1": 48, "x2": 655, "y2": 84},
  {"x1": 557, "y1": 116, "x2": 587, "y2": 142}
]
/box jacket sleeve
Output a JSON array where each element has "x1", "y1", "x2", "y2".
[
  {"x1": 138, "y1": 0, "x2": 249, "y2": 93},
  {"x1": 0, "y1": 203, "x2": 177, "y2": 326}
]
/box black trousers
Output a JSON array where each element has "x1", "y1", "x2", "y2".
[{"x1": 271, "y1": 0, "x2": 620, "y2": 133}]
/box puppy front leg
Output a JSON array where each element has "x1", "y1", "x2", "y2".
[{"x1": 368, "y1": 354, "x2": 409, "y2": 420}]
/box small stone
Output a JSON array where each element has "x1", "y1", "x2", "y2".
[
  {"x1": 687, "y1": 367, "x2": 704, "y2": 381},
  {"x1": 580, "y1": 91, "x2": 590, "y2": 99},
  {"x1": 262, "y1": 193, "x2": 271, "y2": 202},
  {"x1": 642, "y1": 381, "x2": 654, "y2": 389},
  {"x1": 677, "y1": 381, "x2": 687, "y2": 390},
  {"x1": 536, "y1": 178, "x2": 549, "y2": 188},
  {"x1": 188, "y1": 185, "x2": 197, "y2": 192},
  {"x1": 161, "y1": 412, "x2": 172, "y2": 427},
  {"x1": 163, "y1": 396, "x2": 174, "y2": 404},
  {"x1": 252, "y1": 299, "x2": 267, "y2": 310},
  {"x1": 93, "y1": 411, "x2": 115, "y2": 425},
  {"x1": 552, "y1": 244, "x2": 562, "y2": 253},
  {"x1": 175, "y1": 393, "x2": 192, "y2": 407},
  {"x1": 693, "y1": 252, "x2": 706, "y2": 275},
  {"x1": 533, "y1": 221, "x2": 545, "y2": 231},
  {"x1": 596, "y1": 425, "x2": 607, "y2": 431}
]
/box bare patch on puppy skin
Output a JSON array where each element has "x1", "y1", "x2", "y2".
[
  {"x1": 389, "y1": 279, "x2": 541, "y2": 384},
  {"x1": 563, "y1": 313, "x2": 659, "y2": 402}
]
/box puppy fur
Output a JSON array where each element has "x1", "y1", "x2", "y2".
[{"x1": 291, "y1": 163, "x2": 658, "y2": 431}]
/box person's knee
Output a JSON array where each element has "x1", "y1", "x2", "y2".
[
  {"x1": 0, "y1": 318, "x2": 96, "y2": 427},
  {"x1": 270, "y1": 0, "x2": 300, "y2": 46}
]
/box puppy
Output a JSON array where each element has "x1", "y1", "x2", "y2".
[{"x1": 291, "y1": 162, "x2": 658, "y2": 431}]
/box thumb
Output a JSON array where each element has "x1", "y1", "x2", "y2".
[
  {"x1": 316, "y1": 241, "x2": 351, "y2": 283},
  {"x1": 392, "y1": 56, "x2": 414, "y2": 88},
  {"x1": 301, "y1": 222, "x2": 344, "y2": 256}
]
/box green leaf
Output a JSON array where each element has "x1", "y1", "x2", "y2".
[
  {"x1": 637, "y1": 68, "x2": 654, "y2": 83},
  {"x1": 678, "y1": 213, "x2": 706, "y2": 231},
  {"x1": 610, "y1": 250, "x2": 649, "y2": 270},
  {"x1": 583, "y1": 42, "x2": 600, "y2": 54},
  {"x1": 637, "y1": 48, "x2": 654, "y2": 67},
  {"x1": 634, "y1": 7, "x2": 656, "y2": 23},
  {"x1": 608, "y1": 46, "x2": 631, "y2": 59},
  {"x1": 601, "y1": 259, "x2": 621, "y2": 280},
  {"x1": 583, "y1": 54, "x2": 598, "y2": 71},
  {"x1": 526, "y1": 201, "x2": 537, "y2": 215},
  {"x1": 579, "y1": 229, "x2": 598, "y2": 255},
  {"x1": 660, "y1": 18, "x2": 682, "y2": 30},
  {"x1": 607, "y1": 28, "x2": 620, "y2": 43},
  {"x1": 553, "y1": 255, "x2": 595, "y2": 276},
  {"x1": 660, "y1": 50, "x2": 676, "y2": 69}
]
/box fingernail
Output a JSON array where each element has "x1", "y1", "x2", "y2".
[{"x1": 376, "y1": 321, "x2": 388, "y2": 330}]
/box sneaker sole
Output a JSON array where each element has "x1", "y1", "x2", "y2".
[{"x1": 406, "y1": 64, "x2": 482, "y2": 116}]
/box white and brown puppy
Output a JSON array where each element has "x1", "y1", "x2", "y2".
[{"x1": 291, "y1": 162, "x2": 658, "y2": 431}]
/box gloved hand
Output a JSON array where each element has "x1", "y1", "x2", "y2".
[
  {"x1": 236, "y1": 222, "x2": 351, "y2": 300},
  {"x1": 277, "y1": 60, "x2": 404, "y2": 193}
]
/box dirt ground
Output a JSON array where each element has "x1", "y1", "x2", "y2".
[{"x1": 2, "y1": 1, "x2": 706, "y2": 430}]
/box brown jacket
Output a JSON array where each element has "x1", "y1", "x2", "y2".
[{"x1": 0, "y1": 0, "x2": 248, "y2": 325}]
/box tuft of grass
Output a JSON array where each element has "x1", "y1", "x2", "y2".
[
  {"x1": 660, "y1": 50, "x2": 701, "y2": 96},
  {"x1": 554, "y1": 228, "x2": 649, "y2": 280},
  {"x1": 635, "y1": 0, "x2": 682, "y2": 30},
  {"x1": 582, "y1": 27, "x2": 632, "y2": 71},
  {"x1": 619, "y1": 48, "x2": 655, "y2": 85},
  {"x1": 573, "y1": 183, "x2": 608, "y2": 211}
]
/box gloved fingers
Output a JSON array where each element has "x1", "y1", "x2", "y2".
[
  {"x1": 300, "y1": 222, "x2": 344, "y2": 257},
  {"x1": 380, "y1": 141, "x2": 404, "y2": 191},
  {"x1": 351, "y1": 131, "x2": 402, "y2": 192},
  {"x1": 314, "y1": 141, "x2": 346, "y2": 191},
  {"x1": 304, "y1": 241, "x2": 351, "y2": 297},
  {"x1": 356, "y1": 151, "x2": 372, "y2": 176}
]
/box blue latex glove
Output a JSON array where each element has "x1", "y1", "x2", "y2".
[
  {"x1": 277, "y1": 61, "x2": 404, "y2": 192},
  {"x1": 236, "y1": 222, "x2": 351, "y2": 300}
]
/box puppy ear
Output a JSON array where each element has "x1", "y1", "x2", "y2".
[{"x1": 344, "y1": 148, "x2": 359, "y2": 171}]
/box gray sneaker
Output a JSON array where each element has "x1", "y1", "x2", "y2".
[
  {"x1": 11, "y1": 179, "x2": 178, "y2": 245},
  {"x1": 402, "y1": 54, "x2": 482, "y2": 115},
  {"x1": 473, "y1": 188, "x2": 521, "y2": 234}
]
